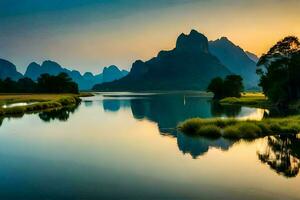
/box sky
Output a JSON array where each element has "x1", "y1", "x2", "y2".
[{"x1": 1, "y1": 0, "x2": 300, "y2": 74}]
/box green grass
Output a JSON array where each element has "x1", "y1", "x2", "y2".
[
  {"x1": 178, "y1": 116, "x2": 300, "y2": 139},
  {"x1": 220, "y1": 92, "x2": 300, "y2": 111},
  {"x1": 0, "y1": 94, "x2": 85, "y2": 116},
  {"x1": 196, "y1": 125, "x2": 222, "y2": 138},
  {"x1": 220, "y1": 93, "x2": 269, "y2": 108}
]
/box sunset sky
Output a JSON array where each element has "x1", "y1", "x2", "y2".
[{"x1": 1, "y1": 0, "x2": 300, "y2": 74}]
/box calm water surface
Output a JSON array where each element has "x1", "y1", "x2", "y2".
[{"x1": 0, "y1": 92, "x2": 299, "y2": 200}]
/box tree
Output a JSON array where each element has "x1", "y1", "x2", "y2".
[
  {"x1": 0, "y1": 73, "x2": 78, "y2": 94},
  {"x1": 17, "y1": 77, "x2": 37, "y2": 93},
  {"x1": 55, "y1": 72, "x2": 78, "y2": 93},
  {"x1": 223, "y1": 75, "x2": 244, "y2": 98},
  {"x1": 2, "y1": 78, "x2": 18, "y2": 93},
  {"x1": 37, "y1": 73, "x2": 78, "y2": 94},
  {"x1": 257, "y1": 36, "x2": 300, "y2": 105},
  {"x1": 207, "y1": 77, "x2": 224, "y2": 99},
  {"x1": 207, "y1": 75, "x2": 244, "y2": 99}
]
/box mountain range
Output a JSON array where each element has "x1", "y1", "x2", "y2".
[
  {"x1": 0, "y1": 59, "x2": 23, "y2": 81},
  {"x1": 0, "y1": 59, "x2": 128, "y2": 90},
  {"x1": 1, "y1": 30, "x2": 260, "y2": 91},
  {"x1": 208, "y1": 37, "x2": 259, "y2": 87},
  {"x1": 93, "y1": 30, "x2": 259, "y2": 91}
]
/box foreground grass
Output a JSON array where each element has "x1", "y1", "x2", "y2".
[
  {"x1": 178, "y1": 116, "x2": 300, "y2": 139},
  {"x1": 0, "y1": 93, "x2": 92, "y2": 116},
  {"x1": 220, "y1": 92, "x2": 270, "y2": 108}
]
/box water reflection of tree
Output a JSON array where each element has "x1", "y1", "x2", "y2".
[
  {"x1": 39, "y1": 105, "x2": 79, "y2": 122},
  {"x1": 258, "y1": 135, "x2": 300, "y2": 178},
  {"x1": 0, "y1": 114, "x2": 25, "y2": 127},
  {"x1": 210, "y1": 102, "x2": 241, "y2": 117}
]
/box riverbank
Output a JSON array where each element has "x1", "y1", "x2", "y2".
[{"x1": 0, "y1": 93, "x2": 94, "y2": 116}]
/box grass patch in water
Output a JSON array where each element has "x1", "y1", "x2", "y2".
[
  {"x1": 196, "y1": 125, "x2": 222, "y2": 138},
  {"x1": 178, "y1": 116, "x2": 300, "y2": 139},
  {"x1": 222, "y1": 122, "x2": 262, "y2": 139}
]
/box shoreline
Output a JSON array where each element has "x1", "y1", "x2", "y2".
[{"x1": 0, "y1": 93, "x2": 94, "y2": 116}]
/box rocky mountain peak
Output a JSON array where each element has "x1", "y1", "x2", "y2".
[{"x1": 176, "y1": 30, "x2": 209, "y2": 53}]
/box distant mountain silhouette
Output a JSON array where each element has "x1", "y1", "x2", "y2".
[
  {"x1": 24, "y1": 61, "x2": 128, "y2": 90},
  {"x1": 0, "y1": 59, "x2": 23, "y2": 80},
  {"x1": 209, "y1": 37, "x2": 259, "y2": 88},
  {"x1": 245, "y1": 51, "x2": 259, "y2": 63},
  {"x1": 93, "y1": 30, "x2": 231, "y2": 91},
  {"x1": 0, "y1": 58, "x2": 128, "y2": 90},
  {"x1": 102, "y1": 65, "x2": 129, "y2": 83}
]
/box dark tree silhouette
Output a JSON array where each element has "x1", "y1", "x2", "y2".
[
  {"x1": 207, "y1": 75, "x2": 244, "y2": 99},
  {"x1": 38, "y1": 105, "x2": 79, "y2": 122},
  {"x1": 37, "y1": 72, "x2": 78, "y2": 93},
  {"x1": 207, "y1": 77, "x2": 224, "y2": 99},
  {"x1": 223, "y1": 75, "x2": 244, "y2": 98},
  {"x1": 0, "y1": 73, "x2": 78, "y2": 94},
  {"x1": 257, "y1": 36, "x2": 300, "y2": 106},
  {"x1": 17, "y1": 77, "x2": 37, "y2": 93}
]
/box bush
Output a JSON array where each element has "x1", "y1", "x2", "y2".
[
  {"x1": 256, "y1": 122, "x2": 272, "y2": 135},
  {"x1": 223, "y1": 126, "x2": 240, "y2": 139},
  {"x1": 178, "y1": 118, "x2": 203, "y2": 135},
  {"x1": 237, "y1": 123, "x2": 262, "y2": 138},
  {"x1": 197, "y1": 125, "x2": 222, "y2": 138}
]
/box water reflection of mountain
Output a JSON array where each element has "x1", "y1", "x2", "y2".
[
  {"x1": 258, "y1": 135, "x2": 300, "y2": 178},
  {"x1": 130, "y1": 95, "x2": 213, "y2": 136},
  {"x1": 102, "y1": 94, "x2": 239, "y2": 158},
  {"x1": 83, "y1": 100, "x2": 93, "y2": 107},
  {"x1": 102, "y1": 99, "x2": 131, "y2": 112},
  {"x1": 177, "y1": 133, "x2": 234, "y2": 158}
]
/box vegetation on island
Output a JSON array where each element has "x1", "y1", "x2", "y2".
[{"x1": 178, "y1": 116, "x2": 300, "y2": 139}]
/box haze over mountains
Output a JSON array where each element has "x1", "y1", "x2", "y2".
[
  {"x1": 0, "y1": 59, "x2": 128, "y2": 90},
  {"x1": 93, "y1": 30, "x2": 259, "y2": 91}
]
